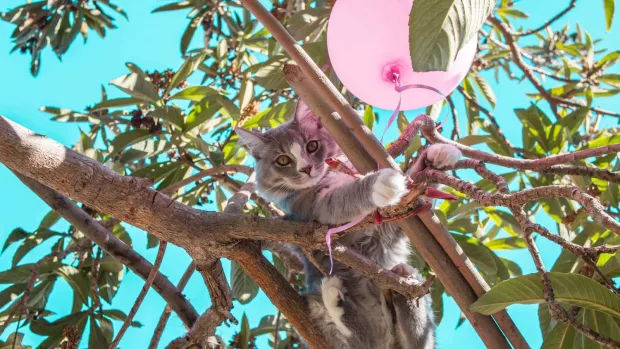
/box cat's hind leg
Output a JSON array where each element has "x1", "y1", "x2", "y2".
[{"x1": 321, "y1": 276, "x2": 352, "y2": 337}]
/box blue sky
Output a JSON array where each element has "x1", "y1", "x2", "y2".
[{"x1": 0, "y1": 1, "x2": 618, "y2": 348}]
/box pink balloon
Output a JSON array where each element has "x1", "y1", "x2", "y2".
[{"x1": 327, "y1": 0, "x2": 477, "y2": 111}]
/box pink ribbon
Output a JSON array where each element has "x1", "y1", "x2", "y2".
[{"x1": 380, "y1": 73, "x2": 448, "y2": 142}]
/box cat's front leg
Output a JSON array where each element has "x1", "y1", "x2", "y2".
[{"x1": 314, "y1": 169, "x2": 408, "y2": 224}]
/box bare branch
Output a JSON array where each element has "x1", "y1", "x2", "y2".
[
  {"x1": 513, "y1": 0, "x2": 577, "y2": 37},
  {"x1": 110, "y1": 241, "x2": 167, "y2": 349},
  {"x1": 149, "y1": 262, "x2": 196, "y2": 349}
]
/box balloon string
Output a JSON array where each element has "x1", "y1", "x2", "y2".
[
  {"x1": 325, "y1": 214, "x2": 366, "y2": 275},
  {"x1": 325, "y1": 75, "x2": 449, "y2": 275},
  {"x1": 380, "y1": 75, "x2": 448, "y2": 143}
]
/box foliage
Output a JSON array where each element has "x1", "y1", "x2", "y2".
[{"x1": 1, "y1": 0, "x2": 619, "y2": 348}]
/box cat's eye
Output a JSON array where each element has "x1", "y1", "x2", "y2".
[
  {"x1": 276, "y1": 155, "x2": 291, "y2": 166},
  {"x1": 306, "y1": 140, "x2": 319, "y2": 153}
]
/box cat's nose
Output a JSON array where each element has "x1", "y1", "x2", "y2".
[{"x1": 299, "y1": 165, "x2": 312, "y2": 175}]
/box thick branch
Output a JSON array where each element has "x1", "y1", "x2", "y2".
[
  {"x1": 16, "y1": 173, "x2": 199, "y2": 327},
  {"x1": 229, "y1": 243, "x2": 330, "y2": 349}
]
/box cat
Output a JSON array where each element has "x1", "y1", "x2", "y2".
[{"x1": 236, "y1": 100, "x2": 461, "y2": 349}]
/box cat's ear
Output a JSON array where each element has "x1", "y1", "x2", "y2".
[
  {"x1": 293, "y1": 98, "x2": 318, "y2": 125},
  {"x1": 235, "y1": 127, "x2": 266, "y2": 156}
]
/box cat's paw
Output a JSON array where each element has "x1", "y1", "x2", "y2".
[
  {"x1": 391, "y1": 263, "x2": 416, "y2": 277},
  {"x1": 426, "y1": 144, "x2": 461, "y2": 169},
  {"x1": 321, "y1": 277, "x2": 351, "y2": 337},
  {"x1": 371, "y1": 169, "x2": 408, "y2": 207}
]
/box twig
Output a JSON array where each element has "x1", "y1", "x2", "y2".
[
  {"x1": 90, "y1": 247, "x2": 103, "y2": 313},
  {"x1": 456, "y1": 86, "x2": 517, "y2": 153},
  {"x1": 149, "y1": 262, "x2": 196, "y2": 349},
  {"x1": 513, "y1": 0, "x2": 577, "y2": 37},
  {"x1": 273, "y1": 311, "x2": 282, "y2": 348},
  {"x1": 446, "y1": 96, "x2": 461, "y2": 140},
  {"x1": 109, "y1": 241, "x2": 168, "y2": 349},
  {"x1": 397, "y1": 114, "x2": 620, "y2": 184}
]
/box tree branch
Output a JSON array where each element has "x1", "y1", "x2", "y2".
[
  {"x1": 149, "y1": 262, "x2": 196, "y2": 349},
  {"x1": 15, "y1": 173, "x2": 199, "y2": 327}
]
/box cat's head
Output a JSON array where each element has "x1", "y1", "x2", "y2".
[{"x1": 236, "y1": 99, "x2": 342, "y2": 198}]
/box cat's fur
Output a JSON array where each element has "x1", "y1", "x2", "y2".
[{"x1": 236, "y1": 100, "x2": 460, "y2": 349}]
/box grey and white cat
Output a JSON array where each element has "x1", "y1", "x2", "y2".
[{"x1": 236, "y1": 100, "x2": 460, "y2": 349}]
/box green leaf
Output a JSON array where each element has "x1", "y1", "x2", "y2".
[
  {"x1": 2, "y1": 228, "x2": 29, "y2": 253},
  {"x1": 363, "y1": 105, "x2": 375, "y2": 131},
  {"x1": 149, "y1": 106, "x2": 184, "y2": 128},
  {"x1": 147, "y1": 233, "x2": 159, "y2": 249},
  {"x1": 55, "y1": 266, "x2": 90, "y2": 305},
  {"x1": 239, "y1": 313, "x2": 251, "y2": 349},
  {"x1": 408, "y1": 0, "x2": 495, "y2": 71},
  {"x1": 0, "y1": 262, "x2": 63, "y2": 284},
  {"x1": 243, "y1": 101, "x2": 295, "y2": 129},
  {"x1": 541, "y1": 321, "x2": 575, "y2": 349},
  {"x1": 102, "y1": 309, "x2": 142, "y2": 327},
  {"x1": 472, "y1": 72, "x2": 497, "y2": 108},
  {"x1": 599, "y1": 73, "x2": 620, "y2": 88},
  {"x1": 557, "y1": 107, "x2": 588, "y2": 135},
  {"x1": 0, "y1": 332, "x2": 32, "y2": 349},
  {"x1": 470, "y1": 273, "x2": 620, "y2": 318},
  {"x1": 39, "y1": 210, "x2": 60, "y2": 230},
  {"x1": 431, "y1": 281, "x2": 445, "y2": 325},
  {"x1": 0, "y1": 284, "x2": 26, "y2": 309},
  {"x1": 495, "y1": 8, "x2": 529, "y2": 19},
  {"x1": 180, "y1": 10, "x2": 206, "y2": 54},
  {"x1": 164, "y1": 51, "x2": 208, "y2": 97},
  {"x1": 32, "y1": 312, "x2": 88, "y2": 349},
  {"x1": 452, "y1": 234, "x2": 498, "y2": 275},
  {"x1": 484, "y1": 237, "x2": 526, "y2": 250},
  {"x1": 152, "y1": 1, "x2": 194, "y2": 12},
  {"x1": 457, "y1": 135, "x2": 493, "y2": 146},
  {"x1": 110, "y1": 72, "x2": 159, "y2": 104},
  {"x1": 169, "y1": 86, "x2": 221, "y2": 102},
  {"x1": 91, "y1": 97, "x2": 142, "y2": 111},
  {"x1": 231, "y1": 261, "x2": 259, "y2": 304},
  {"x1": 89, "y1": 317, "x2": 110, "y2": 349},
  {"x1": 108, "y1": 129, "x2": 152, "y2": 157},
  {"x1": 604, "y1": 0, "x2": 616, "y2": 31}
]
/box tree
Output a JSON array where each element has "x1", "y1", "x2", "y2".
[{"x1": 0, "y1": 0, "x2": 619, "y2": 348}]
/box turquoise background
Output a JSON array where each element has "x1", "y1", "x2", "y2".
[{"x1": 1, "y1": 0, "x2": 618, "y2": 348}]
